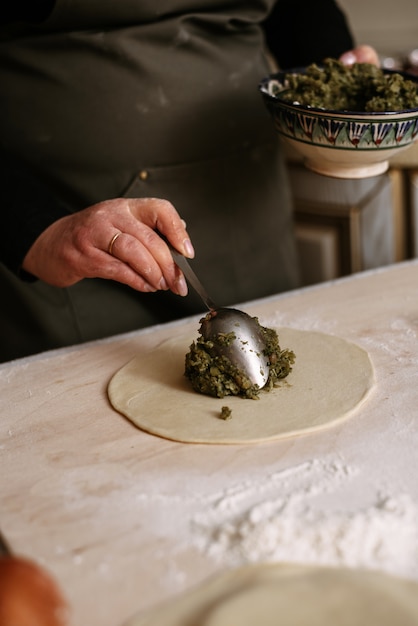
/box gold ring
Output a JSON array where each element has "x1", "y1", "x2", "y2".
[{"x1": 108, "y1": 232, "x2": 122, "y2": 255}]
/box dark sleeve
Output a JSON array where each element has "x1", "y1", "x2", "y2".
[
  {"x1": 1, "y1": 150, "x2": 72, "y2": 278},
  {"x1": 263, "y1": 0, "x2": 355, "y2": 69},
  {"x1": 0, "y1": 0, "x2": 55, "y2": 24}
]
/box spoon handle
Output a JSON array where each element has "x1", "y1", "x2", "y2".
[{"x1": 169, "y1": 247, "x2": 217, "y2": 312}]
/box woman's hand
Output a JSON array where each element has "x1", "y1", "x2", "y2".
[
  {"x1": 22, "y1": 197, "x2": 194, "y2": 296},
  {"x1": 340, "y1": 44, "x2": 380, "y2": 67}
]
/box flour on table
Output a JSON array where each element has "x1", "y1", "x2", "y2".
[{"x1": 191, "y1": 459, "x2": 418, "y2": 580}]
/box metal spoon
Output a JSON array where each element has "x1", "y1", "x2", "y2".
[{"x1": 170, "y1": 247, "x2": 269, "y2": 388}]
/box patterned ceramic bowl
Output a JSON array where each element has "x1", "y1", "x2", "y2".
[{"x1": 259, "y1": 68, "x2": 418, "y2": 179}]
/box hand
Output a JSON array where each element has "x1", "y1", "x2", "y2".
[
  {"x1": 0, "y1": 555, "x2": 69, "y2": 626},
  {"x1": 339, "y1": 44, "x2": 380, "y2": 67},
  {"x1": 22, "y1": 197, "x2": 195, "y2": 296}
]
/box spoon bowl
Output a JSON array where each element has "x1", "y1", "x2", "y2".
[
  {"x1": 200, "y1": 307, "x2": 270, "y2": 388},
  {"x1": 169, "y1": 247, "x2": 270, "y2": 388}
]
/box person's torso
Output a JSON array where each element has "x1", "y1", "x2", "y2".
[{"x1": 0, "y1": 0, "x2": 277, "y2": 205}]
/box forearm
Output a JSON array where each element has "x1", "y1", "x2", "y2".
[
  {"x1": 1, "y1": 152, "x2": 72, "y2": 277},
  {"x1": 0, "y1": 0, "x2": 55, "y2": 24},
  {"x1": 264, "y1": 0, "x2": 355, "y2": 69}
]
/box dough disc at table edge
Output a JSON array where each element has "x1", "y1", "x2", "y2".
[
  {"x1": 107, "y1": 328, "x2": 374, "y2": 444},
  {"x1": 123, "y1": 562, "x2": 418, "y2": 626}
]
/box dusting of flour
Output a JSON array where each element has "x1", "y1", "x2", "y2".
[{"x1": 191, "y1": 459, "x2": 418, "y2": 580}]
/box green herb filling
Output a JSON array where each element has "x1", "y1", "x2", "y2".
[
  {"x1": 184, "y1": 316, "x2": 295, "y2": 400},
  {"x1": 277, "y1": 59, "x2": 418, "y2": 112}
]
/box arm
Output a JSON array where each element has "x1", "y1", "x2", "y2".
[
  {"x1": 263, "y1": 0, "x2": 354, "y2": 69},
  {"x1": 0, "y1": 0, "x2": 55, "y2": 24},
  {"x1": 1, "y1": 150, "x2": 72, "y2": 277},
  {"x1": 1, "y1": 151, "x2": 194, "y2": 296}
]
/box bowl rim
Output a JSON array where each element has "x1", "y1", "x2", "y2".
[{"x1": 259, "y1": 67, "x2": 418, "y2": 116}]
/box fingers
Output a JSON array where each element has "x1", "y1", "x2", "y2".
[
  {"x1": 340, "y1": 45, "x2": 380, "y2": 67},
  {"x1": 126, "y1": 198, "x2": 195, "y2": 259},
  {"x1": 22, "y1": 197, "x2": 194, "y2": 296},
  {"x1": 105, "y1": 197, "x2": 193, "y2": 295},
  {"x1": 105, "y1": 229, "x2": 188, "y2": 296}
]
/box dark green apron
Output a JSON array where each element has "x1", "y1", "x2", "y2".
[{"x1": 0, "y1": 0, "x2": 299, "y2": 361}]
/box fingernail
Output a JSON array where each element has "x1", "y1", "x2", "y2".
[
  {"x1": 159, "y1": 277, "x2": 169, "y2": 290},
  {"x1": 143, "y1": 283, "x2": 157, "y2": 293},
  {"x1": 183, "y1": 238, "x2": 195, "y2": 258},
  {"x1": 176, "y1": 275, "x2": 188, "y2": 297},
  {"x1": 340, "y1": 51, "x2": 356, "y2": 66}
]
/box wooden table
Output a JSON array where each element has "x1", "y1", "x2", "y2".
[{"x1": 2, "y1": 260, "x2": 418, "y2": 626}]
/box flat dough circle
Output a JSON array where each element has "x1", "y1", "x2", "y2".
[
  {"x1": 125, "y1": 563, "x2": 418, "y2": 626},
  {"x1": 107, "y1": 328, "x2": 374, "y2": 444}
]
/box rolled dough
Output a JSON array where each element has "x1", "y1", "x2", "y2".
[
  {"x1": 124, "y1": 563, "x2": 418, "y2": 626},
  {"x1": 107, "y1": 328, "x2": 374, "y2": 444}
]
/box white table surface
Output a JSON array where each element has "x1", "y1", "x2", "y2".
[{"x1": 2, "y1": 260, "x2": 418, "y2": 626}]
